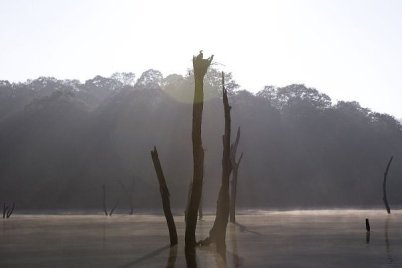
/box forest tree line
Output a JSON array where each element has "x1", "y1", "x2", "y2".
[{"x1": 0, "y1": 69, "x2": 401, "y2": 210}]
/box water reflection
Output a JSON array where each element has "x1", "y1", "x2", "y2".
[
  {"x1": 185, "y1": 246, "x2": 197, "y2": 268},
  {"x1": 229, "y1": 224, "x2": 242, "y2": 267},
  {"x1": 384, "y1": 217, "x2": 396, "y2": 267},
  {"x1": 165, "y1": 245, "x2": 177, "y2": 268},
  {"x1": 214, "y1": 243, "x2": 228, "y2": 268},
  {"x1": 234, "y1": 222, "x2": 261, "y2": 235},
  {"x1": 4, "y1": 211, "x2": 401, "y2": 268},
  {"x1": 118, "y1": 245, "x2": 170, "y2": 268},
  {"x1": 102, "y1": 220, "x2": 106, "y2": 250}
]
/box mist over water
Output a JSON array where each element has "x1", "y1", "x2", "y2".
[
  {"x1": 1, "y1": 1, "x2": 402, "y2": 267},
  {"x1": 0, "y1": 210, "x2": 400, "y2": 267}
]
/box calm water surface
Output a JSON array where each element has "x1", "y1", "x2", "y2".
[{"x1": 0, "y1": 210, "x2": 401, "y2": 267}]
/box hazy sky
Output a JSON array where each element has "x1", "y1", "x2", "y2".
[{"x1": 1, "y1": 0, "x2": 402, "y2": 117}]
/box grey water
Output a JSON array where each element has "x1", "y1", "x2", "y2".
[{"x1": 0, "y1": 210, "x2": 401, "y2": 267}]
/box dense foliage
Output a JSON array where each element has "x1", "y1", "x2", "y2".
[{"x1": 0, "y1": 70, "x2": 401, "y2": 210}]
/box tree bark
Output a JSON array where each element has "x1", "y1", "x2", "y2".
[
  {"x1": 208, "y1": 72, "x2": 232, "y2": 251},
  {"x1": 185, "y1": 51, "x2": 213, "y2": 248},
  {"x1": 151, "y1": 146, "x2": 178, "y2": 246},
  {"x1": 229, "y1": 127, "x2": 243, "y2": 223},
  {"x1": 383, "y1": 156, "x2": 393, "y2": 214}
]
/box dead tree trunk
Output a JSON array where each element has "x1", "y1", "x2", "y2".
[
  {"x1": 3, "y1": 203, "x2": 8, "y2": 219},
  {"x1": 230, "y1": 127, "x2": 243, "y2": 223},
  {"x1": 383, "y1": 156, "x2": 393, "y2": 214},
  {"x1": 2, "y1": 203, "x2": 15, "y2": 219},
  {"x1": 151, "y1": 146, "x2": 178, "y2": 246},
  {"x1": 185, "y1": 51, "x2": 213, "y2": 248},
  {"x1": 207, "y1": 72, "x2": 232, "y2": 251},
  {"x1": 102, "y1": 184, "x2": 108, "y2": 216},
  {"x1": 6, "y1": 203, "x2": 15, "y2": 218}
]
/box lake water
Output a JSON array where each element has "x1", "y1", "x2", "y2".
[{"x1": 0, "y1": 210, "x2": 401, "y2": 267}]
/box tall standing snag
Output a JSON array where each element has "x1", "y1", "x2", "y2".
[
  {"x1": 151, "y1": 146, "x2": 178, "y2": 246},
  {"x1": 230, "y1": 127, "x2": 243, "y2": 223},
  {"x1": 185, "y1": 51, "x2": 213, "y2": 248},
  {"x1": 207, "y1": 72, "x2": 232, "y2": 251},
  {"x1": 383, "y1": 156, "x2": 393, "y2": 214}
]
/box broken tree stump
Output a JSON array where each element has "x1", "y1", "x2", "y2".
[{"x1": 185, "y1": 51, "x2": 213, "y2": 248}]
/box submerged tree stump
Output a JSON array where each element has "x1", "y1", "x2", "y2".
[
  {"x1": 185, "y1": 51, "x2": 213, "y2": 248},
  {"x1": 151, "y1": 146, "x2": 178, "y2": 246}
]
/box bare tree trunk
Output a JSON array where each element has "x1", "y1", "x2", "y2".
[
  {"x1": 208, "y1": 72, "x2": 232, "y2": 251},
  {"x1": 383, "y1": 156, "x2": 393, "y2": 214},
  {"x1": 102, "y1": 184, "x2": 108, "y2": 216},
  {"x1": 151, "y1": 146, "x2": 178, "y2": 246},
  {"x1": 230, "y1": 127, "x2": 243, "y2": 223},
  {"x1": 185, "y1": 51, "x2": 213, "y2": 248}
]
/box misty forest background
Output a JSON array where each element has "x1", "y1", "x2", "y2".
[{"x1": 0, "y1": 69, "x2": 401, "y2": 210}]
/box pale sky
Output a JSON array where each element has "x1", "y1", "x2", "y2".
[{"x1": 1, "y1": 0, "x2": 402, "y2": 118}]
